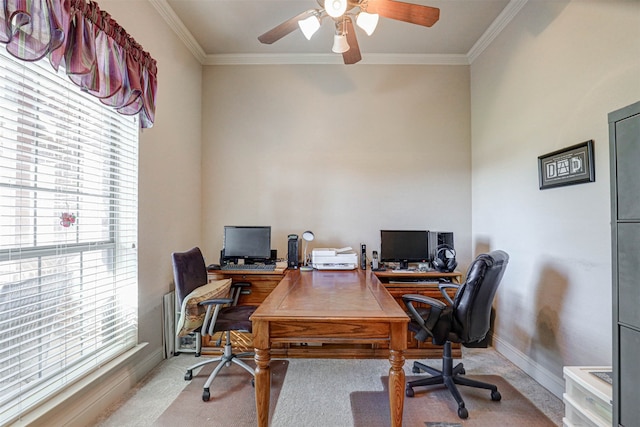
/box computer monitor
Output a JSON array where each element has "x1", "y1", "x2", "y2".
[
  {"x1": 222, "y1": 226, "x2": 271, "y2": 264},
  {"x1": 380, "y1": 230, "x2": 430, "y2": 270}
]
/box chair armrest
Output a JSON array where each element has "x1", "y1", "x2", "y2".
[
  {"x1": 232, "y1": 281, "x2": 252, "y2": 288},
  {"x1": 199, "y1": 298, "x2": 235, "y2": 335},
  {"x1": 402, "y1": 293, "x2": 447, "y2": 310},
  {"x1": 438, "y1": 282, "x2": 460, "y2": 305},
  {"x1": 230, "y1": 282, "x2": 251, "y2": 304},
  {"x1": 198, "y1": 298, "x2": 234, "y2": 306},
  {"x1": 402, "y1": 294, "x2": 446, "y2": 341}
]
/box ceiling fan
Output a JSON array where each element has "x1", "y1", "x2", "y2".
[{"x1": 258, "y1": 0, "x2": 440, "y2": 65}]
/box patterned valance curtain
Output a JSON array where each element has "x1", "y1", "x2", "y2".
[{"x1": 0, "y1": 0, "x2": 157, "y2": 128}]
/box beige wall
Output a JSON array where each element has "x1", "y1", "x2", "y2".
[
  {"x1": 201, "y1": 65, "x2": 472, "y2": 267},
  {"x1": 99, "y1": 1, "x2": 203, "y2": 363},
  {"x1": 471, "y1": 0, "x2": 640, "y2": 396}
]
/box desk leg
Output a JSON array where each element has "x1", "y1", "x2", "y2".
[
  {"x1": 388, "y1": 349, "x2": 406, "y2": 427},
  {"x1": 253, "y1": 320, "x2": 271, "y2": 427},
  {"x1": 389, "y1": 320, "x2": 407, "y2": 427}
]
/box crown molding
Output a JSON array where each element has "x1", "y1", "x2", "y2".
[
  {"x1": 204, "y1": 53, "x2": 469, "y2": 66},
  {"x1": 151, "y1": 0, "x2": 526, "y2": 66},
  {"x1": 149, "y1": 0, "x2": 207, "y2": 64},
  {"x1": 467, "y1": 0, "x2": 528, "y2": 64}
]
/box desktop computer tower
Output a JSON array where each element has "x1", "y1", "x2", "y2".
[
  {"x1": 428, "y1": 231, "x2": 454, "y2": 261},
  {"x1": 287, "y1": 234, "x2": 299, "y2": 269}
]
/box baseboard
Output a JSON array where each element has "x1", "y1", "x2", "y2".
[
  {"x1": 13, "y1": 343, "x2": 164, "y2": 427},
  {"x1": 492, "y1": 333, "x2": 565, "y2": 398}
]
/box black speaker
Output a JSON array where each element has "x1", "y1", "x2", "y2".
[
  {"x1": 287, "y1": 234, "x2": 299, "y2": 269},
  {"x1": 428, "y1": 231, "x2": 454, "y2": 262},
  {"x1": 360, "y1": 243, "x2": 367, "y2": 269}
]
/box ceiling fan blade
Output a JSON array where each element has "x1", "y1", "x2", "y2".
[
  {"x1": 367, "y1": 0, "x2": 440, "y2": 27},
  {"x1": 258, "y1": 10, "x2": 316, "y2": 44},
  {"x1": 342, "y1": 18, "x2": 362, "y2": 65}
]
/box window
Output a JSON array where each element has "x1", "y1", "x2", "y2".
[{"x1": 0, "y1": 48, "x2": 138, "y2": 424}]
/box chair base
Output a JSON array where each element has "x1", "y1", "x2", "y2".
[
  {"x1": 184, "y1": 331, "x2": 255, "y2": 401},
  {"x1": 405, "y1": 341, "x2": 501, "y2": 419}
]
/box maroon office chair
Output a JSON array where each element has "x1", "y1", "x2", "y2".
[{"x1": 171, "y1": 247, "x2": 256, "y2": 401}]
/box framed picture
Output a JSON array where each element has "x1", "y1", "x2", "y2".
[{"x1": 538, "y1": 140, "x2": 595, "y2": 190}]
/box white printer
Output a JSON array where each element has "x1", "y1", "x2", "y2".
[{"x1": 311, "y1": 247, "x2": 358, "y2": 270}]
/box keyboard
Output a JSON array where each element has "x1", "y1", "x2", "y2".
[{"x1": 221, "y1": 263, "x2": 276, "y2": 271}]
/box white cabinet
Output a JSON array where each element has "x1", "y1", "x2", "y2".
[{"x1": 563, "y1": 366, "x2": 612, "y2": 427}]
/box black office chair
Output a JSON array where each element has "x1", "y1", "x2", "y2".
[
  {"x1": 402, "y1": 250, "x2": 509, "y2": 419},
  {"x1": 171, "y1": 247, "x2": 257, "y2": 401}
]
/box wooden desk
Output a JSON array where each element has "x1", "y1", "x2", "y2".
[
  {"x1": 207, "y1": 268, "x2": 287, "y2": 306},
  {"x1": 375, "y1": 269, "x2": 463, "y2": 358},
  {"x1": 250, "y1": 269, "x2": 409, "y2": 427},
  {"x1": 373, "y1": 269, "x2": 462, "y2": 283}
]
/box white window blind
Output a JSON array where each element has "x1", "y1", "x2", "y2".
[{"x1": 0, "y1": 48, "x2": 139, "y2": 424}]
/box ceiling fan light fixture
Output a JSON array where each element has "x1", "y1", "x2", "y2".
[
  {"x1": 298, "y1": 15, "x2": 321, "y2": 40},
  {"x1": 331, "y1": 33, "x2": 350, "y2": 53},
  {"x1": 356, "y1": 12, "x2": 379, "y2": 36},
  {"x1": 324, "y1": 0, "x2": 347, "y2": 18}
]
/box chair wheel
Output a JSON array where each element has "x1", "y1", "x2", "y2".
[
  {"x1": 405, "y1": 386, "x2": 414, "y2": 397},
  {"x1": 184, "y1": 370, "x2": 192, "y2": 381},
  {"x1": 412, "y1": 366, "x2": 420, "y2": 374},
  {"x1": 491, "y1": 390, "x2": 502, "y2": 401},
  {"x1": 251, "y1": 378, "x2": 255, "y2": 387},
  {"x1": 202, "y1": 388, "x2": 210, "y2": 401},
  {"x1": 459, "y1": 368, "x2": 466, "y2": 375},
  {"x1": 458, "y1": 406, "x2": 468, "y2": 419}
]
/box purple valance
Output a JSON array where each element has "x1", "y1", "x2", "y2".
[{"x1": 1, "y1": 0, "x2": 157, "y2": 128}]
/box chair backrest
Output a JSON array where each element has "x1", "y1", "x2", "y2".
[
  {"x1": 452, "y1": 250, "x2": 509, "y2": 344},
  {"x1": 171, "y1": 247, "x2": 208, "y2": 305}
]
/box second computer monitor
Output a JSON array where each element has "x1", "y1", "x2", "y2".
[{"x1": 380, "y1": 230, "x2": 430, "y2": 270}]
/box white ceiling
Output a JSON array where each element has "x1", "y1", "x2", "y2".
[{"x1": 150, "y1": 0, "x2": 528, "y2": 65}]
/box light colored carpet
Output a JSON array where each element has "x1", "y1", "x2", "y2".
[
  {"x1": 154, "y1": 360, "x2": 287, "y2": 426},
  {"x1": 95, "y1": 347, "x2": 564, "y2": 427},
  {"x1": 351, "y1": 375, "x2": 555, "y2": 426}
]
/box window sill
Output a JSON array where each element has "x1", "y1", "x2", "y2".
[{"x1": 12, "y1": 343, "x2": 153, "y2": 427}]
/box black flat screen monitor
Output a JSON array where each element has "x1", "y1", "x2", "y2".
[
  {"x1": 380, "y1": 230, "x2": 430, "y2": 269},
  {"x1": 223, "y1": 226, "x2": 271, "y2": 263}
]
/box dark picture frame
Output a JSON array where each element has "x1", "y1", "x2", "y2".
[{"x1": 538, "y1": 140, "x2": 595, "y2": 190}]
